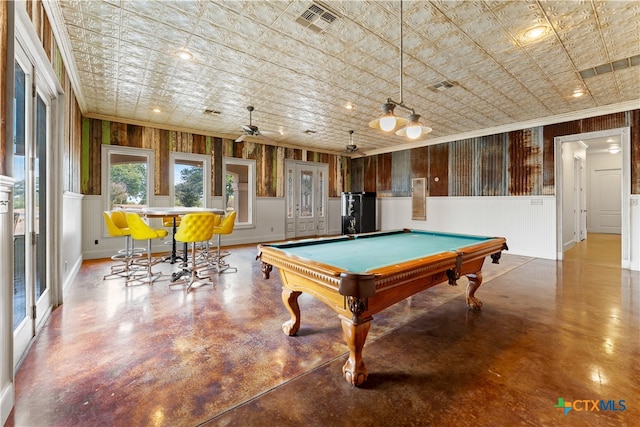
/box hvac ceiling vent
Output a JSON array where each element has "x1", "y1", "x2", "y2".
[
  {"x1": 203, "y1": 109, "x2": 221, "y2": 115},
  {"x1": 295, "y1": 3, "x2": 338, "y2": 33},
  {"x1": 579, "y1": 54, "x2": 640, "y2": 79},
  {"x1": 428, "y1": 80, "x2": 456, "y2": 92}
]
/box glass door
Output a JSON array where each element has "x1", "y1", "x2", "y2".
[
  {"x1": 285, "y1": 161, "x2": 328, "y2": 239},
  {"x1": 13, "y1": 49, "x2": 51, "y2": 368}
]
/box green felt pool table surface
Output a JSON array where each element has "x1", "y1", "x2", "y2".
[{"x1": 266, "y1": 229, "x2": 496, "y2": 273}]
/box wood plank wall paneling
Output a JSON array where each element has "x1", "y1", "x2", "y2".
[
  {"x1": 350, "y1": 158, "x2": 364, "y2": 193},
  {"x1": 90, "y1": 118, "x2": 103, "y2": 191},
  {"x1": 508, "y1": 129, "x2": 542, "y2": 195},
  {"x1": 67, "y1": 89, "x2": 82, "y2": 193},
  {"x1": 376, "y1": 153, "x2": 393, "y2": 196},
  {"x1": 80, "y1": 118, "x2": 345, "y2": 198},
  {"x1": 259, "y1": 144, "x2": 276, "y2": 197},
  {"x1": 213, "y1": 137, "x2": 223, "y2": 197},
  {"x1": 364, "y1": 156, "x2": 377, "y2": 193},
  {"x1": 481, "y1": 134, "x2": 507, "y2": 196},
  {"x1": 285, "y1": 147, "x2": 303, "y2": 161},
  {"x1": 156, "y1": 129, "x2": 170, "y2": 196},
  {"x1": 429, "y1": 144, "x2": 449, "y2": 196},
  {"x1": 0, "y1": 0, "x2": 6, "y2": 176},
  {"x1": 632, "y1": 110, "x2": 640, "y2": 194}
]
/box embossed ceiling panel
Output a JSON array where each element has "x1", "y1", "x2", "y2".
[{"x1": 46, "y1": 0, "x2": 640, "y2": 155}]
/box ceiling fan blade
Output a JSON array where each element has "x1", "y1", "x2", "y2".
[{"x1": 235, "y1": 134, "x2": 247, "y2": 143}]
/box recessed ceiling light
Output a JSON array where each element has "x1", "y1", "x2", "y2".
[
  {"x1": 176, "y1": 49, "x2": 193, "y2": 60},
  {"x1": 523, "y1": 25, "x2": 549, "y2": 41},
  {"x1": 345, "y1": 103, "x2": 354, "y2": 110},
  {"x1": 153, "y1": 108, "x2": 161, "y2": 113},
  {"x1": 571, "y1": 89, "x2": 586, "y2": 98}
]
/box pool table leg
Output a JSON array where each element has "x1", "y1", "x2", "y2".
[
  {"x1": 340, "y1": 316, "x2": 371, "y2": 386},
  {"x1": 281, "y1": 288, "x2": 302, "y2": 335},
  {"x1": 465, "y1": 271, "x2": 483, "y2": 310}
]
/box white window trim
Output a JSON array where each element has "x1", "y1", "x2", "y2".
[{"x1": 101, "y1": 145, "x2": 155, "y2": 230}]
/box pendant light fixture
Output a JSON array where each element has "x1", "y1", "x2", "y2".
[{"x1": 369, "y1": 0, "x2": 432, "y2": 139}]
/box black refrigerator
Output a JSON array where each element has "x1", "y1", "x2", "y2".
[{"x1": 341, "y1": 192, "x2": 376, "y2": 234}]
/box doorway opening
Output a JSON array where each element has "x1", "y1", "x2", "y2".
[{"x1": 555, "y1": 127, "x2": 630, "y2": 268}]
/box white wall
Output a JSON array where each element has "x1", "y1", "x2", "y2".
[
  {"x1": 61, "y1": 192, "x2": 84, "y2": 297},
  {"x1": 560, "y1": 141, "x2": 586, "y2": 251},
  {"x1": 82, "y1": 196, "x2": 343, "y2": 260},
  {"x1": 378, "y1": 196, "x2": 557, "y2": 259}
]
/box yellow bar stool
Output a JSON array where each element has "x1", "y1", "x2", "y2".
[
  {"x1": 125, "y1": 213, "x2": 169, "y2": 285},
  {"x1": 111, "y1": 210, "x2": 146, "y2": 256},
  {"x1": 211, "y1": 210, "x2": 237, "y2": 274},
  {"x1": 170, "y1": 212, "x2": 217, "y2": 292},
  {"x1": 102, "y1": 211, "x2": 143, "y2": 280}
]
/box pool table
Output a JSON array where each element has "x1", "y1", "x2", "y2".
[{"x1": 257, "y1": 229, "x2": 508, "y2": 386}]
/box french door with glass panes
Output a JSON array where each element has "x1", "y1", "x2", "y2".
[
  {"x1": 13, "y1": 45, "x2": 52, "y2": 367},
  {"x1": 284, "y1": 160, "x2": 328, "y2": 239}
]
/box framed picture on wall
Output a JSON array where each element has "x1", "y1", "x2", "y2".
[{"x1": 412, "y1": 178, "x2": 426, "y2": 221}]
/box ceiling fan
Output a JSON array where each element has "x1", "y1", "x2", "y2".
[
  {"x1": 344, "y1": 130, "x2": 359, "y2": 154},
  {"x1": 235, "y1": 106, "x2": 276, "y2": 143}
]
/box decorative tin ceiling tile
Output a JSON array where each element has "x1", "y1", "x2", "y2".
[{"x1": 48, "y1": 0, "x2": 640, "y2": 154}]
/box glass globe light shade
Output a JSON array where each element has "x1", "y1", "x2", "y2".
[{"x1": 379, "y1": 114, "x2": 397, "y2": 132}]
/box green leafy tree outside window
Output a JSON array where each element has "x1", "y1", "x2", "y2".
[
  {"x1": 110, "y1": 163, "x2": 147, "y2": 207},
  {"x1": 175, "y1": 166, "x2": 203, "y2": 207}
]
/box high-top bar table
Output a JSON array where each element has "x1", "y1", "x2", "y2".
[{"x1": 124, "y1": 207, "x2": 225, "y2": 264}]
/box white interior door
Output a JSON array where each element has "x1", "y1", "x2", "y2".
[{"x1": 590, "y1": 168, "x2": 621, "y2": 234}]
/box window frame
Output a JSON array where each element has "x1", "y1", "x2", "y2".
[{"x1": 101, "y1": 145, "x2": 155, "y2": 229}]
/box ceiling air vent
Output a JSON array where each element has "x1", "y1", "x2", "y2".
[
  {"x1": 295, "y1": 3, "x2": 338, "y2": 33},
  {"x1": 579, "y1": 54, "x2": 640, "y2": 79},
  {"x1": 428, "y1": 80, "x2": 456, "y2": 92},
  {"x1": 203, "y1": 109, "x2": 221, "y2": 115}
]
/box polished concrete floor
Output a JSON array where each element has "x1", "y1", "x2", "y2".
[{"x1": 5, "y1": 234, "x2": 639, "y2": 426}]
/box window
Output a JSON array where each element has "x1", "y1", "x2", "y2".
[
  {"x1": 170, "y1": 153, "x2": 210, "y2": 207},
  {"x1": 102, "y1": 146, "x2": 154, "y2": 210},
  {"x1": 223, "y1": 158, "x2": 255, "y2": 228}
]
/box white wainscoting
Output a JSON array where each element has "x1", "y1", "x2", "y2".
[
  {"x1": 82, "y1": 196, "x2": 344, "y2": 260},
  {"x1": 378, "y1": 196, "x2": 557, "y2": 259},
  {"x1": 327, "y1": 197, "x2": 342, "y2": 236},
  {"x1": 0, "y1": 176, "x2": 15, "y2": 426},
  {"x1": 80, "y1": 193, "x2": 640, "y2": 267},
  {"x1": 62, "y1": 192, "x2": 84, "y2": 297},
  {"x1": 629, "y1": 195, "x2": 640, "y2": 271}
]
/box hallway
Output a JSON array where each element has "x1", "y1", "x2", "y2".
[{"x1": 5, "y1": 235, "x2": 638, "y2": 426}]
